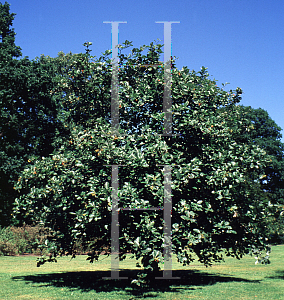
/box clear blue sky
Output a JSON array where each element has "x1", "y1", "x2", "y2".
[{"x1": 7, "y1": 0, "x2": 284, "y2": 142}]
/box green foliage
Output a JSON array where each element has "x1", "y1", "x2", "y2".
[
  {"x1": 12, "y1": 38, "x2": 279, "y2": 287},
  {"x1": 0, "y1": 225, "x2": 53, "y2": 255},
  {"x1": 0, "y1": 1, "x2": 21, "y2": 60},
  {"x1": 0, "y1": 2, "x2": 72, "y2": 226},
  {"x1": 0, "y1": 1, "x2": 22, "y2": 226},
  {"x1": 219, "y1": 105, "x2": 284, "y2": 243},
  {"x1": 0, "y1": 55, "x2": 64, "y2": 226},
  {"x1": 0, "y1": 225, "x2": 16, "y2": 255}
]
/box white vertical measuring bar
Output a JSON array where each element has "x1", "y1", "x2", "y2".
[
  {"x1": 155, "y1": 21, "x2": 180, "y2": 279},
  {"x1": 102, "y1": 21, "x2": 127, "y2": 280},
  {"x1": 103, "y1": 21, "x2": 127, "y2": 136},
  {"x1": 102, "y1": 165, "x2": 127, "y2": 279},
  {"x1": 156, "y1": 22, "x2": 180, "y2": 136},
  {"x1": 156, "y1": 165, "x2": 180, "y2": 279}
]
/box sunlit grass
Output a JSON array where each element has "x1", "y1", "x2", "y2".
[{"x1": 0, "y1": 245, "x2": 283, "y2": 299}]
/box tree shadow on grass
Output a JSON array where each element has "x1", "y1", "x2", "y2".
[
  {"x1": 266, "y1": 270, "x2": 284, "y2": 280},
  {"x1": 12, "y1": 268, "x2": 259, "y2": 297}
]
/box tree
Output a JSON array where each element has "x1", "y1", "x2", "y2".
[
  {"x1": 0, "y1": 2, "x2": 69, "y2": 226},
  {"x1": 218, "y1": 105, "x2": 284, "y2": 243},
  {"x1": 13, "y1": 40, "x2": 275, "y2": 287},
  {"x1": 0, "y1": 1, "x2": 21, "y2": 60},
  {"x1": 0, "y1": 1, "x2": 23, "y2": 226}
]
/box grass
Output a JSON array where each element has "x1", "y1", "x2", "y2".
[{"x1": 0, "y1": 245, "x2": 284, "y2": 299}]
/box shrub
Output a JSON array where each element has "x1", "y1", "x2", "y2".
[
  {"x1": 0, "y1": 225, "x2": 53, "y2": 256},
  {"x1": 0, "y1": 226, "x2": 18, "y2": 255},
  {"x1": 0, "y1": 224, "x2": 93, "y2": 256}
]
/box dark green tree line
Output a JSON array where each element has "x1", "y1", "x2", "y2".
[
  {"x1": 0, "y1": 2, "x2": 69, "y2": 226},
  {"x1": 219, "y1": 105, "x2": 284, "y2": 243}
]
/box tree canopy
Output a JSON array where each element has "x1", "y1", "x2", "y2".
[
  {"x1": 220, "y1": 105, "x2": 284, "y2": 243},
  {"x1": 12, "y1": 40, "x2": 279, "y2": 286}
]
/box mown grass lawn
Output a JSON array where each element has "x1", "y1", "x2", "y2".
[{"x1": 0, "y1": 245, "x2": 284, "y2": 299}]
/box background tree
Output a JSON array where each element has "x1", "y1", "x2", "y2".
[
  {"x1": 0, "y1": 2, "x2": 69, "y2": 226},
  {"x1": 218, "y1": 105, "x2": 284, "y2": 243},
  {"x1": 0, "y1": 1, "x2": 23, "y2": 226},
  {"x1": 0, "y1": 1, "x2": 21, "y2": 59},
  {"x1": 13, "y1": 40, "x2": 277, "y2": 287}
]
